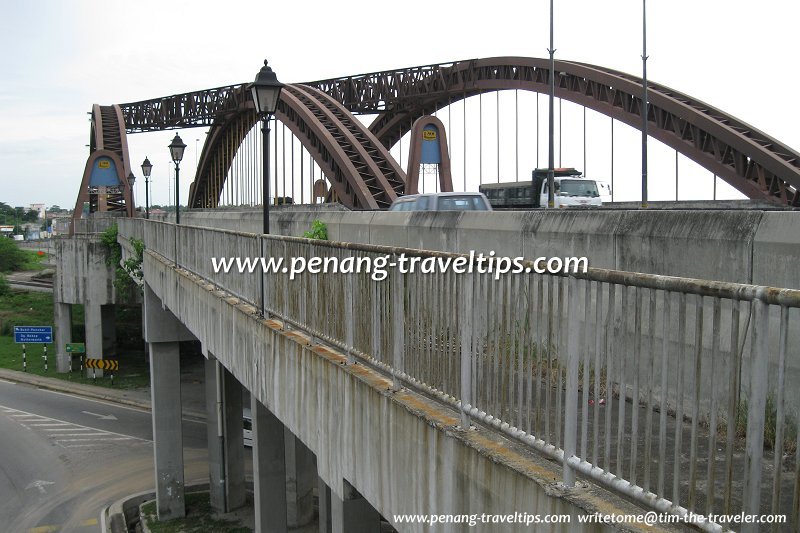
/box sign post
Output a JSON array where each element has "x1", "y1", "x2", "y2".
[
  {"x1": 14, "y1": 326, "x2": 52, "y2": 372},
  {"x1": 65, "y1": 343, "x2": 86, "y2": 373},
  {"x1": 85, "y1": 359, "x2": 120, "y2": 386}
]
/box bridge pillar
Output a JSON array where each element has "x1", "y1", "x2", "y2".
[
  {"x1": 84, "y1": 304, "x2": 104, "y2": 377},
  {"x1": 150, "y1": 341, "x2": 185, "y2": 520},
  {"x1": 204, "y1": 354, "x2": 246, "y2": 513},
  {"x1": 251, "y1": 397, "x2": 288, "y2": 533},
  {"x1": 101, "y1": 304, "x2": 116, "y2": 354},
  {"x1": 54, "y1": 302, "x2": 72, "y2": 373},
  {"x1": 143, "y1": 283, "x2": 196, "y2": 521},
  {"x1": 284, "y1": 429, "x2": 316, "y2": 527},
  {"x1": 331, "y1": 479, "x2": 381, "y2": 533},
  {"x1": 205, "y1": 355, "x2": 224, "y2": 511},
  {"x1": 318, "y1": 477, "x2": 332, "y2": 533}
]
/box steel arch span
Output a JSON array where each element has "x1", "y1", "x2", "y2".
[
  {"x1": 72, "y1": 104, "x2": 135, "y2": 229},
  {"x1": 189, "y1": 84, "x2": 406, "y2": 209},
  {"x1": 310, "y1": 57, "x2": 800, "y2": 206},
  {"x1": 117, "y1": 56, "x2": 800, "y2": 207}
]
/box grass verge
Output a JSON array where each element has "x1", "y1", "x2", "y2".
[
  {"x1": 0, "y1": 289, "x2": 150, "y2": 389},
  {"x1": 141, "y1": 492, "x2": 251, "y2": 533}
]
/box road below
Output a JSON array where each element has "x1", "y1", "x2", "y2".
[{"x1": 0, "y1": 378, "x2": 210, "y2": 532}]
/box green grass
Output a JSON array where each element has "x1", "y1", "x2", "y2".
[
  {"x1": 19, "y1": 249, "x2": 47, "y2": 271},
  {"x1": 141, "y1": 492, "x2": 251, "y2": 533},
  {"x1": 0, "y1": 289, "x2": 150, "y2": 389}
]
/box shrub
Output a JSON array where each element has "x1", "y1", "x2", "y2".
[
  {"x1": 303, "y1": 219, "x2": 328, "y2": 240},
  {"x1": 0, "y1": 238, "x2": 27, "y2": 272}
]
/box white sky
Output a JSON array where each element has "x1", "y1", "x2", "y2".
[{"x1": 1, "y1": 0, "x2": 798, "y2": 208}]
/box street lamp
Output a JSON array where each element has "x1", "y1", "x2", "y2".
[
  {"x1": 141, "y1": 157, "x2": 152, "y2": 219},
  {"x1": 250, "y1": 59, "x2": 284, "y2": 317},
  {"x1": 127, "y1": 172, "x2": 136, "y2": 217},
  {"x1": 251, "y1": 59, "x2": 284, "y2": 235},
  {"x1": 168, "y1": 134, "x2": 186, "y2": 224}
]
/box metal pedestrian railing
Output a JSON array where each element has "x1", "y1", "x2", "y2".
[{"x1": 119, "y1": 218, "x2": 800, "y2": 532}]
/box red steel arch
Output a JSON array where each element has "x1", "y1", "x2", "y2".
[
  {"x1": 117, "y1": 57, "x2": 800, "y2": 207},
  {"x1": 358, "y1": 57, "x2": 800, "y2": 205},
  {"x1": 189, "y1": 84, "x2": 406, "y2": 209}
]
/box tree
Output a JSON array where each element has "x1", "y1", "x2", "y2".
[{"x1": 0, "y1": 238, "x2": 27, "y2": 272}]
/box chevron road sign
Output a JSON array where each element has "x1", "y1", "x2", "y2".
[{"x1": 85, "y1": 359, "x2": 119, "y2": 371}]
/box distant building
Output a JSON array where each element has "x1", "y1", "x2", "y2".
[{"x1": 28, "y1": 203, "x2": 46, "y2": 219}]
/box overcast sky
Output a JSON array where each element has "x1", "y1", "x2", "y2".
[{"x1": 1, "y1": 0, "x2": 797, "y2": 208}]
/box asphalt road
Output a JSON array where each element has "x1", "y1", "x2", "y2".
[{"x1": 0, "y1": 378, "x2": 209, "y2": 532}]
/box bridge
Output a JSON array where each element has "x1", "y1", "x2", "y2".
[{"x1": 54, "y1": 57, "x2": 800, "y2": 532}]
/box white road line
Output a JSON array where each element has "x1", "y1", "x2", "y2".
[
  {"x1": 51, "y1": 432, "x2": 111, "y2": 437},
  {"x1": 44, "y1": 428, "x2": 93, "y2": 432},
  {"x1": 56, "y1": 437, "x2": 133, "y2": 442},
  {"x1": 41, "y1": 389, "x2": 150, "y2": 414},
  {"x1": 0, "y1": 403, "x2": 150, "y2": 442},
  {"x1": 27, "y1": 422, "x2": 71, "y2": 427},
  {"x1": 11, "y1": 414, "x2": 46, "y2": 419},
  {"x1": 0, "y1": 378, "x2": 16, "y2": 385}
]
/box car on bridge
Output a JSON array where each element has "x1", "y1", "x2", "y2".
[{"x1": 388, "y1": 192, "x2": 492, "y2": 212}]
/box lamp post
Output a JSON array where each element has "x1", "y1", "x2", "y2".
[
  {"x1": 547, "y1": 0, "x2": 556, "y2": 209},
  {"x1": 141, "y1": 157, "x2": 152, "y2": 219},
  {"x1": 127, "y1": 172, "x2": 136, "y2": 217},
  {"x1": 251, "y1": 60, "x2": 284, "y2": 235},
  {"x1": 250, "y1": 59, "x2": 284, "y2": 317},
  {"x1": 168, "y1": 134, "x2": 187, "y2": 224}
]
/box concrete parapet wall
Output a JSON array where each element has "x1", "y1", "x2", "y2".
[
  {"x1": 142, "y1": 249, "x2": 668, "y2": 532},
  {"x1": 170, "y1": 207, "x2": 797, "y2": 287}
]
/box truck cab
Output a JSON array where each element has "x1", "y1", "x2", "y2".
[{"x1": 535, "y1": 168, "x2": 602, "y2": 208}]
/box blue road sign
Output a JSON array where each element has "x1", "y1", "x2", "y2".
[{"x1": 14, "y1": 326, "x2": 53, "y2": 344}]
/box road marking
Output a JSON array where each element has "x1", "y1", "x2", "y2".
[
  {"x1": 27, "y1": 518, "x2": 97, "y2": 532},
  {"x1": 0, "y1": 378, "x2": 16, "y2": 385},
  {"x1": 27, "y1": 422, "x2": 70, "y2": 427},
  {"x1": 41, "y1": 389, "x2": 150, "y2": 413},
  {"x1": 0, "y1": 403, "x2": 151, "y2": 445},
  {"x1": 81, "y1": 410, "x2": 118, "y2": 420},
  {"x1": 50, "y1": 432, "x2": 111, "y2": 437},
  {"x1": 25, "y1": 480, "x2": 55, "y2": 494}
]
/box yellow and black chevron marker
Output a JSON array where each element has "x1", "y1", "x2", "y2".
[{"x1": 85, "y1": 359, "x2": 119, "y2": 371}]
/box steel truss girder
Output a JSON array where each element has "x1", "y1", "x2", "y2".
[
  {"x1": 348, "y1": 57, "x2": 799, "y2": 206},
  {"x1": 120, "y1": 85, "x2": 249, "y2": 133},
  {"x1": 189, "y1": 84, "x2": 406, "y2": 209},
  {"x1": 120, "y1": 57, "x2": 800, "y2": 206}
]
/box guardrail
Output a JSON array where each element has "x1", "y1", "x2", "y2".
[{"x1": 119, "y1": 218, "x2": 800, "y2": 532}]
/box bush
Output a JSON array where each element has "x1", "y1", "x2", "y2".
[
  {"x1": 0, "y1": 238, "x2": 27, "y2": 272},
  {"x1": 100, "y1": 225, "x2": 144, "y2": 302},
  {"x1": 0, "y1": 274, "x2": 8, "y2": 297},
  {"x1": 303, "y1": 219, "x2": 328, "y2": 240}
]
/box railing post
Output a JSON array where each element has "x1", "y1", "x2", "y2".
[
  {"x1": 459, "y1": 272, "x2": 474, "y2": 430},
  {"x1": 262, "y1": 236, "x2": 271, "y2": 319},
  {"x1": 392, "y1": 266, "x2": 404, "y2": 391},
  {"x1": 282, "y1": 241, "x2": 289, "y2": 331},
  {"x1": 742, "y1": 298, "x2": 770, "y2": 533},
  {"x1": 344, "y1": 270, "x2": 354, "y2": 363},
  {"x1": 563, "y1": 275, "x2": 581, "y2": 487}
]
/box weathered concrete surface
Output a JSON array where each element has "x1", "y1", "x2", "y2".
[
  {"x1": 160, "y1": 207, "x2": 800, "y2": 287},
  {"x1": 141, "y1": 249, "x2": 679, "y2": 533},
  {"x1": 54, "y1": 236, "x2": 116, "y2": 305}
]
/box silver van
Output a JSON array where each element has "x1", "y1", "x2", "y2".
[{"x1": 388, "y1": 192, "x2": 492, "y2": 212}]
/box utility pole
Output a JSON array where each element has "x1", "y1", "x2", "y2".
[
  {"x1": 547, "y1": 0, "x2": 556, "y2": 208},
  {"x1": 641, "y1": 0, "x2": 649, "y2": 209}
]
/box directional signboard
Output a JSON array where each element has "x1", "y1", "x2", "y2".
[
  {"x1": 65, "y1": 343, "x2": 86, "y2": 353},
  {"x1": 14, "y1": 326, "x2": 53, "y2": 344},
  {"x1": 85, "y1": 359, "x2": 119, "y2": 371}
]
